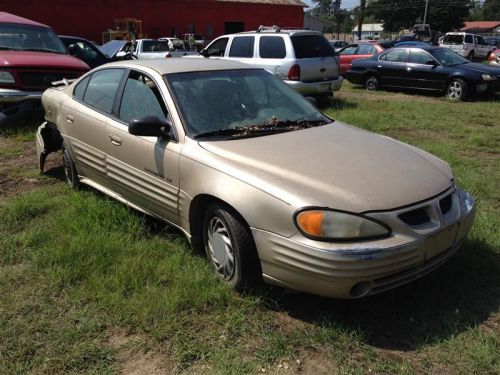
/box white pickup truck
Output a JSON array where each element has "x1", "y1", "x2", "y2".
[{"x1": 119, "y1": 39, "x2": 198, "y2": 59}]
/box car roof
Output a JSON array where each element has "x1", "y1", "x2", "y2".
[
  {"x1": 59, "y1": 35, "x2": 89, "y2": 42},
  {"x1": 103, "y1": 58, "x2": 255, "y2": 75},
  {"x1": 238, "y1": 29, "x2": 320, "y2": 36},
  {"x1": 0, "y1": 11, "x2": 48, "y2": 28}
]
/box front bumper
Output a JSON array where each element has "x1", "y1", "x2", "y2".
[
  {"x1": 285, "y1": 75, "x2": 344, "y2": 96},
  {"x1": 252, "y1": 187, "x2": 475, "y2": 299},
  {"x1": 0, "y1": 88, "x2": 44, "y2": 128}
]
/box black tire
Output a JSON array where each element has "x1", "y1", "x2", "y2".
[
  {"x1": 365, "y1": 75, "x2": 379, "y2": 91},
  {"x1": 202, "y1": 203, "x2": 261, "y2": 290},
  {"x1": 467, "y1": 50, "x2": 474, "y2": 61},
  {"x1": 62, "y1": 146, "x2": 79, "y2": 189},
  {"x1": 446, "y1": 78, "x2": 468, "y2": 102},
  {"x1": 314, "y1": 94, "x2": 331, "y2": 109}
]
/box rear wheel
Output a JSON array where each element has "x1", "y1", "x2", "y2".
[
  {"x1": 365, "y1": 76, "x2": 379, "y2": 91},
  {"x1": 446, "y1": 78, "x2": 468, "y2": 102},
  {"x1": 62, "y1": 146, "x2": 79, "y2": 189},
  {"x1": 202, "y1": 203, "x2": 260, "y2": 290}
]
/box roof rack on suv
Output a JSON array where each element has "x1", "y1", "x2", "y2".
[{"x1": 257, "y1": 25, "x2": 281, "y2": 33}]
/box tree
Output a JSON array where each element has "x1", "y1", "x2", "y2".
[
  {"x1": 366, "y1": 0, "x2": 473, "y2": 32},
  {"x1": 478, "y1": 0, "x2": 500, "y2": 21},
  {"x1": 311, "y1": 0, "x2": 334, "y2": 17}
]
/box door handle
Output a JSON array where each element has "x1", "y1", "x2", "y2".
[
  {"x1": 109, "y1": 134, "x2": 122, "y2": 146},
  {"x1": 377, "y1": 65, "x2": 382, "y2": 68},
  {"x1": 407, "y1": 67, "x2": 412, "y2": 71},
  {"x1": 66, "y1": 114, "x2": 74, "y2": 124}
]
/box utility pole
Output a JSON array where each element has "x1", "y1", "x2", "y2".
[
  {"x1": 423, "y1": 0, "x2": 429, "y2": 25},
  {"x1": 357, "y1": 0, "x2": 366, "y2": 41}
]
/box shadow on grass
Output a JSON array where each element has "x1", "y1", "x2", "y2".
[
  {"x1": 329, "y1": 97, "x2": 358, "y2": 111},
  {"x1": 263, "y1": 239, "x2": 500, "y2": 351}
]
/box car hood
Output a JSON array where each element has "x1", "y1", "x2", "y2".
[
  {"x1": 0, "y1": 51, "x2": 89, "y2": 70},
  {"x1": 199, "y1": 122, "x2": 453, "y2": 212},
  {"x1": 457, "y1": 62, "x2": 500, "y2": 75}
]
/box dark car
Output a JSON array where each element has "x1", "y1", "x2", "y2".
[
  {"x1": 59, "y1": 35, "x2": 110, "y2": 69},
  {"x1": 346, "y1": 46, "x2": 500, "y2": 101},
  {"x1": 485, "y1": 37, "x2": 500, "y2": 48}
]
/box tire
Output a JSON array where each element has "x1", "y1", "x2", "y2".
[
  {"x1": 62, "y1": 146, "x2": 79, "y2": 189},
  {"x1": 314, "y1": 94, "x2": 331, "y2": 109},
  {"x1": 365, "y1": 76, "x2": 379, "y2": 91},
  {"x1": 202, "y1": 203, "x2": 261, "y2": 290},
  {"x1": 467, "y1": 50, "x2": 474, "y2": 61},
  {"x1": 446, "y1": 78, "x2": 468, "y2": 102}
]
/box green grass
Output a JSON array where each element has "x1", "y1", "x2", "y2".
[{"x1": 1, "y1": 85, "x2": 499, "y2": 374}]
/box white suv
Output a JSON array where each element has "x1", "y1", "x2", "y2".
[
  {"x1": 199, "y1": 26, "x2": 343, "y2": 102},
  {"x1": 440, "y1": 32, "x2": 495, "y2": 60}
]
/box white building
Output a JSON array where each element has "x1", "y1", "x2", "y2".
[{"x1": 352, "y1": 23, "x2": 384, "y2": 40}]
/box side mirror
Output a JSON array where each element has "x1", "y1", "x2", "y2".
[
  {"x1": 426, "y1": 59, "x2": 438, "y2": 66},
  {"x1": 129, "y1": 116, "x2": 173, "y2": 138},
  {"x1": 200, "y1": 48, "x2": 209, "y2": 57}
]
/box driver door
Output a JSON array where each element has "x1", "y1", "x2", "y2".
[{"x1": 105, "y1": 69, "x2": 182, "y2": 224}]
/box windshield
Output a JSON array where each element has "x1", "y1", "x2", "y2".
[
  {"x1": 166, "y1": 69, "x2": 330, "y2": 139},
  {"x1": 0, "y1": 23, "x2": 67, "y2": 53},
  {"x1": 430, "y1": 48, "x2": 469, "y2": 66}
]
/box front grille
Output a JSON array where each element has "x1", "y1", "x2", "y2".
[
  {"x1": 18, "y1": 71, "x2": 80, "y2": 89},
  {"x1": 398, "y1": 207, "x2": 430, "y2": 226},
  {"x1": 439, "y1": 194, "x2": 453, "y2": 215}
]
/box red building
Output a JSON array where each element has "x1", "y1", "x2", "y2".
[{"x1": 0, "y1": 0, "x2": 307, "y2": 43}]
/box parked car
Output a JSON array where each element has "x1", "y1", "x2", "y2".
[
  {"x1": 36, "y1": 59, "x2": 475, "y2": 299},
  {"x1": 159, "y1": 36, "x2": 185, "y2": 50},
  {"x1": 199, "y1": 26, "x2": 343, "y2": 103},
  {"x1": 0, "y1": 12, "x2": 89, "y2": 128},
  {"x1": 60, "y1": 35, "x2": 110, "y2": 69},
  {"x1": 338, "y1": 42, "x2": 384, "y2": 74},
  {"x1": 329, "y1": 39, "x2": 348, "y2": 52},
  {"x1": 346, "y1": 46, "x2": 500, "y2": 101},
  {"x1": 484, "y1": 36, "x2": 500, "y2": 48},
  {"x1": 440, "y1": 32, "x2": 495, "y2": 60}
]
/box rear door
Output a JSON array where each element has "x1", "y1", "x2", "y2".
[
  {"x1": 290, "y1": 34, "x2": 338, "y2": 80},
  {"x1": 226, "y1": 36, "x2": 255, "y2": 64},
  {"x1": 377, "y1": 48, "x2": 408, "y2": 87},
  {"x1": 339, "y1": 44, "x2": 358, "y2": 73},
  {"x1": 61, "y1": 68, "x2": 126, "y2": 187}
]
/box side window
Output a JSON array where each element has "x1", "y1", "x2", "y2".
[
  {"x1": 383, "y1": 49, "x2": 408, "y2": 62},
  {"x1": 73, "y1": 75, "x2": 90, "y2": 101},
  {"x1": 340, "y1": 45, "x2": 357, "y2": 55},
  {"x1": 477, "y1": 36, "x2": 485, "y2": 45},
  {"x1": 206, "y1": 37, "x2": 229, "y2": 57},
  {"x1": 356, "y1": 44, "x2": 375, "y2": 55},
  {"x1": 259, "y1": 36, "x2": 286, "y2": 59},
  {"x1": 118, "y1": 71, "x2": 167, "y2": 123},
  {"x1": 465, "y1": 35, "x2": 473, "y2": 43},
  {"x1": 229, "y1": 36, "x2": 254, "y2": 58},
  {"x1": 409, "y1": 49, "x2": 431, "y2": 64},
  {"x1": 83, "y1": 69, "x2": 124, "y2": 113}
]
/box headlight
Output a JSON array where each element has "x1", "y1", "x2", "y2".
[
  {"x1": 481, "y1": 74, "x2": 497, "y2": 81},
  {"x1": 295, "y1": 209, "x2": 391, "y2": 241},
  {"x1": 0, "y1": 71, "x2": 15, "y2": 84}
]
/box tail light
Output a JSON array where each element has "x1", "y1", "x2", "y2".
[{"x1": 288, "y1": 64, "x2": 300, "y2": 81}]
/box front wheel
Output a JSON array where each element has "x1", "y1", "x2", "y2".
[
  {"x1": 446, "y1": 78, "x2": 468, "y2": 102},
  {"x1": 365, "y1": 76, "x2": 379, "y2": 91},
  {"x1": 202, "y1": 203, "x2": 261, "y2": 290}
]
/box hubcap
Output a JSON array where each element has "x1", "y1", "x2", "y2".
[
  {"x1": 448, "y1": 81, "x2": 462, "y2": 99},
  {"x1": 366, "y1": 78, "x2": 377, "y2": 90},
  {"x1": 207, "y1": 217, "x2": 235, "y2": 279}
]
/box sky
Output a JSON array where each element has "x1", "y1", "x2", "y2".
[{"x1": 303, "y1": 0, "x2": 359, "y2": 10}]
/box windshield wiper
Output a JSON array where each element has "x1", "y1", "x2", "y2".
[{"x1": 194, "y1": 118, "x2": 329, "y2": 140}]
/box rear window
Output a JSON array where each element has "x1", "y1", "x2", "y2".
[
  {"x1": 356, "y1": 44, "x2": 375, "y2": 55},
  {"x1": 291, "y1": 35, "x2": 335, "y2": 59},
  {"x1": 259, "y1": 36, "x2": 286, "y2": 59},
  {"x1": 229, "y1": 36, "x2": 254, "y2": 58},
  {"x1": 443, "y1": 35, "x2": 463, "y2": 45}
]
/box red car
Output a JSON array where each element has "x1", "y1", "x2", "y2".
[
  {"x1": 338, "y1": 42, "x2": 384, "y2": 74},
  {"x1": 0, "y1": 12, "x2": 89, "y2": 128}
]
